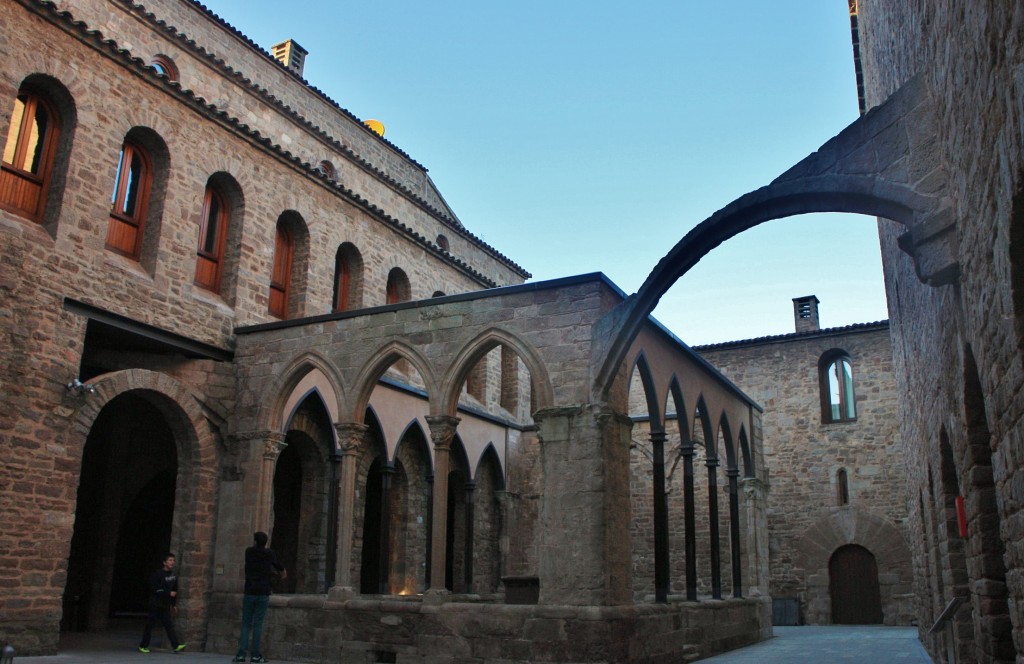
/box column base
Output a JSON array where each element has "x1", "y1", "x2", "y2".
[
  {"x1": 422, "y1": 588, "x2": 451, "y2": 605},
  {"x1": 327, "y1": 585, "x2": 358, "y2": 602}
]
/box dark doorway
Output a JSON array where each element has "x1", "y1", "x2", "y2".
[
  {"x1": 829, "y1": 544, "x2": 883, "y2": 624},
  {"x1": 63, "y1": 392, "x2": 178, "y2": 630},
  {"x1": 360, "y1": 457, "x2": 387, "y2": 594},
  {"x1": 272, "y1": 443, "x2": 302, "y2": 594}
]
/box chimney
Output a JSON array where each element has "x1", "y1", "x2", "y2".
[
  {"x1": 271, "y1": 39, "x2": 308, "y2": 77},
  {"x1": 793, "y1": 295, "x2": 820, "y2": 333}
]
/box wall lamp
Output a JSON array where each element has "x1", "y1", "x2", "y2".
[{"x1": 66, "y1": 378, "x2": 97, "y2": 397}]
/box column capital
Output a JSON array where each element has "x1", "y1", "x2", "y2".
[
  {"x1": 335, "y1": 422, "x2": 369, "y2": 455},
  {"x1": 425, "y1": 415, "x2": 460, "y2": 450},
  {"x1": 261, "y1": 431, "x2": 287, "y2": 460}
]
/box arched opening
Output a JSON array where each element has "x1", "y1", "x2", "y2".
[
  {"x1": 269, "y1": 210, "x2": 309, "y2": 320},
  {"x1": 473, "y1": 445, "x2": 505, "y2": 595},
  {"x1": 445, "y1": 437, "x2": 471, "y2": 593},
  {"x1": 962, "y1": 346, "x2": 1016, "y2": 661},
  {"x1": 333, "y1": 243, "x2": 363, "y2": 312},
  {"x1": 386, "y1": 267, "x2": 411, "y2": 304},
  {"x1": 829, "y1": 544, "x2": 882, "y2": 624},
  {"x1": 63, "y1": 393, "x2": 178, "y2": 631}
]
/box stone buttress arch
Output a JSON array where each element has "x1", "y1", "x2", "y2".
[
  {"x1": 629, "y1": 351, "x2": 664, "y2": 429},
  {"x1": 439, "y1": 328, "x2": 554, "y2": 418},
  {"x1": 350, "y1": 340, "x2": 439, "y2": 421},
  {"x1": 592, "y1": 76, "x2": 954, "y2": 402}
]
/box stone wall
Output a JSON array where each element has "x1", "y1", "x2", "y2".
[
  {"x1": 855, "y1": 1, "x2": 1024, "y2": 661},
  {"x1": 697, "y1": 322, "x2": 914, "y2": 624}
]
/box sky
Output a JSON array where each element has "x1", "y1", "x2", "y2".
[{"x1": 197, "y1": 0, "x2": 888, "y2": 346}]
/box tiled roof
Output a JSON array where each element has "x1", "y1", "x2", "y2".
[{"x1": 694, "y1": 320, "x2": 889, "y2": 351}]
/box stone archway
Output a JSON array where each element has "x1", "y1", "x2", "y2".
[
  {"x1": 793, "y1": 508, "x2": 913, "y2": 625},
  {"x1": 62, "y1": 369, "x2": 219, "y2": 643}
]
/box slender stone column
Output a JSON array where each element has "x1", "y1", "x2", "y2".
[
  {"x1": 464, "y1": 480, "x2": 476, "y2": 593},
  {"x1": 377, "y1": 463, "x2": 394, "y2": 593},
  {"x1": 255, "y1": 432, "x2": 287, "y2": 533},
  {"x1": 727, "y1": 466, "x2": 742, "y2": 598},
  {"x1": 426, "y1": 415, "x2": 459, "y2": 596},
  {"x1": 329, "y1": 422, "x2": 367, "y2": 597},
  {"x1": 708, "y1": 455, "x2": 722, "y2": 599},
  {"x1": 681, "y1": 438, "x2": 698, "y2": 601},
  {"x1": 649, "y1": 429, "x2": 670, "y2": 602}
]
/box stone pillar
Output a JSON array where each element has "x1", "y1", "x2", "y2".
[
  {"x1": 329, "y1": 422, "x2": 367, "y2": 598},
  {"x1": 740, "y1": 477, "x2": 769, "y2": 597},
  {"x1": 682, "y1": 437, "x2": 698, "y2": 601},
  {"x1": 426, "y1": 415, "x2": 459, "y2": 597},
  {"x1": 464, "y1": 480, "x2": 476, "y2": 594},
  {"x1": 707, "y1": 456, "x2": 722, "y2": 599},
  {"x1": 255, "y1": 432, "x2": 287, "y2": 534},
  {"x1": 649, "y1": 429, "x2": 670, "y2": 602},
  {"x1": 534, "y1": 404, "x2": 633, "y2": 606},
  {"x1": 727, "y1": 467, "x2": 742, "y2": 598}
]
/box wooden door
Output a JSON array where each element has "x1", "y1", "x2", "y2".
[{"x1": 829, "y1": 544, "x2": 883, "y2": 624}]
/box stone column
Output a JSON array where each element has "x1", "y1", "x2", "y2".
[
  {"x1": 329, "y1": 422, "x2": 367, "y2": 599},
  {"x1": 707, "y1": 455, "x2": 722, "y2": 599},
  {"x1": 426, "y1": 415, "x2": 459, "y2": 598},
  {"x1": 740, "y1": 477, "x2": 769, "y2": 597},
  {"x1": 681, "y1": 438, "x2": 698, "y2": 601},
  {"x1": 727, "y1": 466, "x2": 742, "y2": 598},
  {"x1": 534, "y1": 404, "x2": 633, "y2": 606},
  {"x1": 255, "y1": 432, "x2": 288, "y2": 534},
  {"x1": 464, "y1": 480, "x2": 476, "y2": 594},
  {"x1": 649, "y1": 428, "x2": 670, "y2": 602}
]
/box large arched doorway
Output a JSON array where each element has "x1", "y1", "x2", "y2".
[
  {"x1": 829, "y1": 544, "x2": 883, "y2": 624},
  {"x1": 63, "y1": 392, "x2": 179, "y2": 631}
]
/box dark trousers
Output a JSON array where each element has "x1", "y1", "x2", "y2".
[
  {"x1": 140, "y1": 605, "x2": 179, "y2": 648},
  {"x1": 236, "y1": 594, "x2": 270, "y2": 657}
]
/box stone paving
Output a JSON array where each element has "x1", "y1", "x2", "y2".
[
  {"x1": 14, "y1": 625, "x2": 933, "y2": 663},
  {"x1": 696, "y1": 626, "x2": 934, "y2": 662}
]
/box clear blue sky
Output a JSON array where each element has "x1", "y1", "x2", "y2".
[{"x1": 198, "y1": 0, "x2": 887, "y2": 345}]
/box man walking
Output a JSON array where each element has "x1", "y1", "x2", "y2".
[
  {"x1": 234, "y1": 531, "x2": 286, "y2": 663},
  {"x1": 138, "y1": 553, "x2": 186, "y2": 654}
]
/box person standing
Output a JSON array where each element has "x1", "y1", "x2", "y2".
[
  {"x1": 138, "y1": 553, "x2": 186, "y2": 654},
  {"x1": 234, "y1": 531, "x2": 286, "y2": 663}
]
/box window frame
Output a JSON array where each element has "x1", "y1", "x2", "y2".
[
  {"x1": 0, "y1": 91, "x2": 60, "y2": 222},
  {"x1": 819, "y1": 351, "x2": 857, "y2": 423},
  {"x1": 105, "y1": 140, "x2": 153, "y2": 259},
  {"x1": 194, "y1": 186, "x2": 229, "y2": 292},
  {"x1": 269, "y1": 221, "x2": 294, "y2": 318}
]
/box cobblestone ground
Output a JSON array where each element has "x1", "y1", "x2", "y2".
[{"x1": 697, "y1": 626, "x2": 933, "y2": 662}]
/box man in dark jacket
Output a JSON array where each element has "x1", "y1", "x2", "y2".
[
  {"x1": 138, "y1": 553, "x2": 185, "y2": 654},
  {"x1": 234, "y1": 531, "x2": 286, "y2": 663}
]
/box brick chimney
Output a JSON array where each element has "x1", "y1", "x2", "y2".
[
  {"x1": 271, "y1": 39, "x2": 308, "y2": 77},
  {"x1": 793, "y1": 295, "x2": 820, "y2": 333}
]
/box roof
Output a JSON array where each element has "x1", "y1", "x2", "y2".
[{"x1": 694, "y1": 320, "x2": 890, "y2": 352}]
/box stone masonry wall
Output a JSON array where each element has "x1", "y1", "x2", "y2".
[
  {"x1": 697, "y1": 324, "x2": 915, "y2": 625},
  {"x1": 857, "y1": 1, "x2": 1024, "y2": 661}
]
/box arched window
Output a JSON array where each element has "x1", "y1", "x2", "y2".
[
  {"x1": 317, "y1": 160, "x2": 336, "y2": 180},
  {"x1": 333, "y1": 243, "x2": 363, "y2": 312},
  {"x1": 194, "y1": 185, "x2": 229, "y2": 293},
  {"x1": 1, "y1": 90, "x2": 60, "y2": 221},
  {"x1": 837, "y1": 468, "x2": 850, "y2": 505},
  {"x1": 149, "y1": 55, "x2": 178, "y2": 82},
  {"x1": 269, "y1": 219, "x2": 294, "y2": 318},
  {"x1": 820, "y1": 350, "x2": 856, "y2": 422},
  {"x1": 436, "y1": 234, "x2": 450, "y2": 252},
  {"x1": 105, "y1": 140, "x2": 153, "y2": 259},
  {"x1": 386, "y1": 267, "x2": 410, "y2": 304}
]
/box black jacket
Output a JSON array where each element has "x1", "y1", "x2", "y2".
[
  {"x1": 148, "y1": 568, "x2": 178, "y2": 609},
  {"x1": 244, "y1": 545, "x2": 284, "y2": 596}
]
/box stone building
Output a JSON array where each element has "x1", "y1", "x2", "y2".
[
  {"x1": 696, "y1": 296, "x2": 914, "y2": 627},
  {"x1": 0, "y1": 0, "x2": 771, "y2": 661}
]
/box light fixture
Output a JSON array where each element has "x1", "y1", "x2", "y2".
[{"x1": 66, "y1": 378, "x2": 97, "y2": 397}]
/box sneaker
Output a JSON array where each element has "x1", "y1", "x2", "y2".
[
  {"x1": 232, "y1": 657, "x2": 247, "y2": 663},
  {"x1": 251, "y1": 657, "x2": 268, "y2": 663},
  {"x1": 138, "y1": 646, "x2": 150, "y2": 653},
  {"x1": 174, "y1": 644, "x2": 187, "y2": 652}
]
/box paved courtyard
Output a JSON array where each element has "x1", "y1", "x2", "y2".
[
  {"x1": 697, "y1": 626, "x2": 933, "y2": 662},
  {"x1": 13, "y1": 624, "x2": 934, "y2": 663}
]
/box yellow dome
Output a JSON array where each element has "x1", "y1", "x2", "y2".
[{"x1": 364, "y1": 119, "x2": 385, "y2": 137}]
